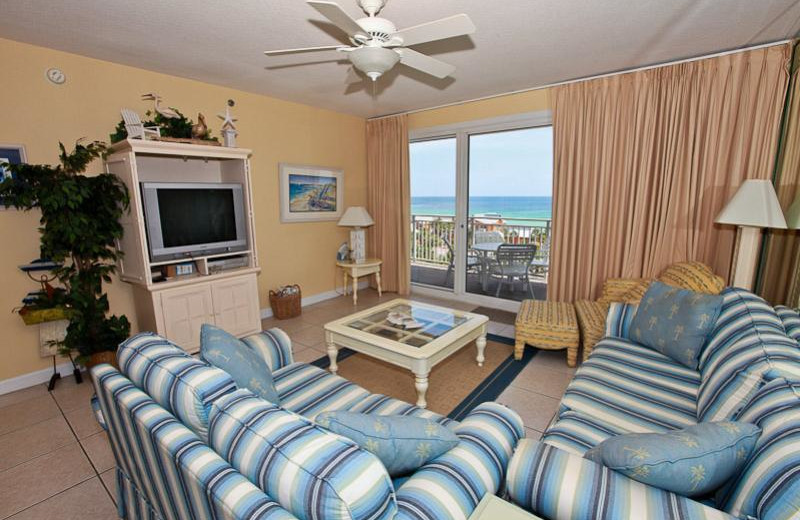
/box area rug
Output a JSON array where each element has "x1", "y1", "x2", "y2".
[
  {"x1": 311, "y1": 334, "x2": 537, "y2": 419},
  {"x1": 472, "y1": 306, "x2": 517, "y2": 326}
]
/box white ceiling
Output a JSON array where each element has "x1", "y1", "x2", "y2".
[{"x1": 2, "y1": 0, "x2": 799, "y2": 118}]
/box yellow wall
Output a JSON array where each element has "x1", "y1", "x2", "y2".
[
  {"x1": 408, "y1": 89, "x2": 551, "y2": 129},
  {"x1": 0, "y1": 38, "x2": 366, "y2": 383}
]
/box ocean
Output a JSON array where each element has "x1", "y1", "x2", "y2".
[{"x1": 412, "y1": 196, "x2": 552, "y2": 224}]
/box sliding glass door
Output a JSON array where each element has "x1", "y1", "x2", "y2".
[
  {"x1": 409, "y1": 113, "x2": 553, "y2": 310},
  {"x1": 466, "y1": 127, "x2": 553, "y2": 302},
  {"x1": 409, "y1": 137, "x2": 457, "y2": 290}
]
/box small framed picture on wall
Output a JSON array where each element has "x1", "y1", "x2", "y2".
[
  {"x1": 0, "y1": 144, "x2": 27, "y2": 210},
  {"x1": 279, "y1": 163, "x2": 344, "y2": 222}
]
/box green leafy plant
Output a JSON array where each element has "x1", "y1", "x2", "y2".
[
  {"x1": 1, "y1": 140, "x2": 131, "y2": 362},
  {"x1": 110, "y1": 108, "x2": 217, "y2": 143}
]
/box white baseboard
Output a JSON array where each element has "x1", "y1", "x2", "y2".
[
  {"x1": 0, "y1": 360, "x2": 77, "y2": 396},
  {"x1": 0, "y1": 282, "x2": 372, "y2": 396},
  {"x1": 260, "y1": 281, "x2": 369, "y2": 319}
]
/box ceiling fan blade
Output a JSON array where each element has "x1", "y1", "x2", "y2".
[
  {"x1": 397, "y1": 48, "x2": 456, "y2": 79},
  {"x1": 391, "y1": 14, "x2": 475, "y2": 47},
  {"x1": 344, "y1": 66, "x2": 362, "y2": 84},
  {"x1": 264, "y1": 45, "x2": 348, "y2": 56},
  {"x1": 307, "y1": 1, "x2": 367, "y2": 39}
]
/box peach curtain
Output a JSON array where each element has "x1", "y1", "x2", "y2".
[
  {"x1": 759, "y1": 43, "x2": 800, "y2": 306},
  {"x1": 366, "y1": 114, "x2": 411, "y2": 294},
  {"x1": 549, "y1": 44, "x2": 792, "y2": 302}
]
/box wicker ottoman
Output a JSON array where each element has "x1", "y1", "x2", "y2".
[{"x1": 515, "y1": 300, "x2": 579, "y2": 367}]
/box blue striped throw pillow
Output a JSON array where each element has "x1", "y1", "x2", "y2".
[
  {"x1": 209, "y1": 389, "x2": 397, "y2": 520},
  {"x1": 117, "y1": 332, "x2": 237, "y2": 441}
]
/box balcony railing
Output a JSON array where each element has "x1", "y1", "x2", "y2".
[{"x1": 411, "y1": 214, "x2": 552, "y2": 267}]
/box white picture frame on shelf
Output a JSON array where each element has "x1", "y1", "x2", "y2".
[
  {"x1": 0, "y1": 143, "x2": 27, "y2": 210},
  {"x1": 279, "y1": 163, "x2": 344, "y2": 223}
]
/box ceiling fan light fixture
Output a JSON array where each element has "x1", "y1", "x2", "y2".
[
  {"x1": 348, "y1": 46, "x2": 399, "y2": 81},
  {"x1": 358, "y1": 0, "x2": 386, "y2": 16}
]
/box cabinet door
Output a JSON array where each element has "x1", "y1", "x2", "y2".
[
  {"x1": 159, "y1": 284, "x2": 215, "y2": 351},
  {"x1": 211, "y1": 275, "x2": 260, "y2": 337}
]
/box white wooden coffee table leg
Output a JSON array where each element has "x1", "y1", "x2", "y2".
[
  {"x1": 413, "y1": 370, "x2": 430, "y2": 409},
  {"x1": 476, "y1": 330, "x2": 487, "y2": 367},
  {"x1": 326, "y1": 333, "x2": 339, "y2": 374}
]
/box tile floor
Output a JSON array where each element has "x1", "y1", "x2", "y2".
[{"x1": 0, "y1": 288, "x2": 575, "y2": 518}]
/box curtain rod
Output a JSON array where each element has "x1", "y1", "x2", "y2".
[{"x1": 368, "y1": 39, "x2": 794, "y2": 121}]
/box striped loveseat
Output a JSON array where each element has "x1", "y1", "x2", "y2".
[
  {"x1": 91, "y1": 330, "x2": 525, "y2": 520},
  {"x1": 506, "y1": 287, "x2": 800, "y2": 520}
]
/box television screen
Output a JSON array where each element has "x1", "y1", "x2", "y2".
[
  {"x1": 158, "y1": 188, "x2": 237, "y2": 247},
  {"x1": 141, "y1": 182, "x2": 248, "y2": 261}
]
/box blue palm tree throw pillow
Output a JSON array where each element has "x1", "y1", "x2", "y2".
[
  {"x1": 316, "y1": 411, "x2": 459, "y2": 477},
  {"x1": 629, "y1": 281, "x2": 723, "y2": 369},
  {"x1": 200, "y1": 324, "x2": 280, "y2": 404},
  {"x1": 584, "y1": 421, "x2": 760, "y2": 497}
]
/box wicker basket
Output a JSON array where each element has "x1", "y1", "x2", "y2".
[
  {"x1": 85, "y1": 350, "x2": 119, "y2": 370},
  {"x1": 269, "y1": 285, "x2": 302, "y2": 320}
]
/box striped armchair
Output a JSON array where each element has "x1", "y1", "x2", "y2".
[
  {"x1": 92, "y1": 330, "x2": 525, "y2": 520},
  {"x1": 506, "y1": 287, "x2": 800, "y2": 520}
]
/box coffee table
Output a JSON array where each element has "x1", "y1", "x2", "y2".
[{"x1": 323, "y1": 299, "x2": 489, "y2": 408}]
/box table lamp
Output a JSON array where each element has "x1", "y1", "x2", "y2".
[
  {"x1": 338, "y1": 206, "x2": 374, "y2": 264},
  {"x1": 715, "y1": 179, "x2": 787, "y2": 290}
]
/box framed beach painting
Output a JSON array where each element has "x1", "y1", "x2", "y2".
[
  {"x1": 279, "y1": 163, "x2": 344, "y2": 223},
  {"x1": 0, "y1": 144, "x2": 27, "y2": 210}
]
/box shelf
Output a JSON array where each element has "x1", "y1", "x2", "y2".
[
  {"x1": 148, "y1": 251, "x2": 251, "y2": 268},
  {"x1": 147, "y1": 266, "x2": 261, "y2": 291},
  {"x1": 109, "y1": 138, "x2": 251, "y2": 159}
]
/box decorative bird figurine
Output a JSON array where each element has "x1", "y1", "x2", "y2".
[
  {"x1": 141, "y1": 92, "x2": 180, "y2": 119},
  {"x1": 191, "y1": 113, "x2": 208, "y2": 139}
]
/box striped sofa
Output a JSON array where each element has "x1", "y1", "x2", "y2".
[
  {"x1": 506, "y1": 287, "x2": 800, "y2": 520},
  {"x1": 91, "y1": 330, "x2": 525, "y2": 520}
]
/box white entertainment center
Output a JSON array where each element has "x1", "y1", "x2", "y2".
[{"x1": 106, "y1": 139, "x2": 261, "y2": 352}]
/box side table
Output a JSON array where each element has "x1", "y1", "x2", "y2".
[{"x1": 337, "y1": 258, "x2": 382, "y2": 305}]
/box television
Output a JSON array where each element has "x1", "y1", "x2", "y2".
[{"x1": 141, "y1": 182, "x2": 248, "y2": 262}]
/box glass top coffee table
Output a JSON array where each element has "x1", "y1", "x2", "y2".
[{"x1": 323, "y1": 299, "x2": 489, "y2": 408}]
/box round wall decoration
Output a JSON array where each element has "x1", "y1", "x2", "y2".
[{"x1": 45, "y1": 67, "x2": 66, "y2": 85}]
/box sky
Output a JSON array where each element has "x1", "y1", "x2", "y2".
[{"x1": 409, "y1": 126, "x2": 554, "y2": 198}]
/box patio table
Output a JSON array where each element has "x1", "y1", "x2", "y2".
[{"x1": 471, "y1": 242, "x2": 504, "y2": 291}]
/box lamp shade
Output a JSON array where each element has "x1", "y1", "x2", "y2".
[
  {"x1": 786, "y1": 194, "x2": 800, "y2": 230},
  {"x1": 338, "y1": 206, "x2": 374, "y2": 227},
  {"x1": 715, "y1": 180, "x2": 787, "y2": 229}
]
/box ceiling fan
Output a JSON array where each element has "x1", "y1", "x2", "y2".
[{"x1": 264, "y1": 0, "x2": 476, "y2": 83}]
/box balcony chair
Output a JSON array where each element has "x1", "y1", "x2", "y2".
[
  {"x1": 442, "y1": 234, "x2": 481, "y2": 284},
  {"x1": 489, "y1": 243, "x2": 538, "y2": 298},
  {"x1": 530, "y1": 237, "x2": 550, "y2": 281}
]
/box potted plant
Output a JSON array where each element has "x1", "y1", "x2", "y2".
[{"x1": 1, "y1": 140, "x2": 131, "y2": 367}]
